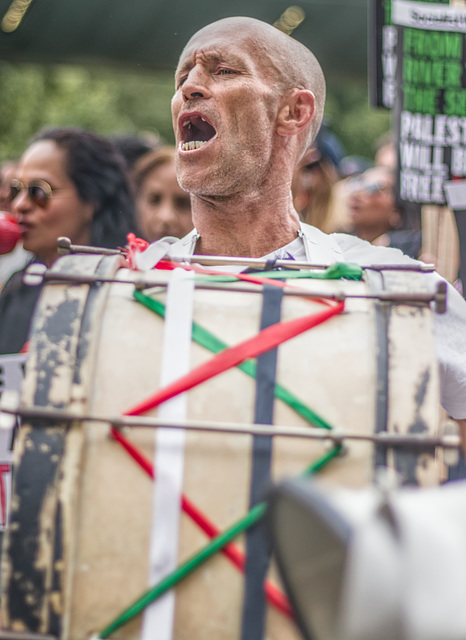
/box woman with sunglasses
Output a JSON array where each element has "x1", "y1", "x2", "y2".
[
  {"x1": 0, "y1": 127, "x2": 137, "y2": 354},
  {"x1": 0, "y1": 159, "x2": 32, "y2": 289}
]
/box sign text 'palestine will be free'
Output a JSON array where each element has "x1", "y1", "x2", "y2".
[{"x1": 393, "y1": 0, "x2": 466, "y2": 205}]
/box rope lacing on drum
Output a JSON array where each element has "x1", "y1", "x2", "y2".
[
  {"x1": 99, "y1": 262, "x2": 352, "y2": 638},
  {"x1": 132, "y1": 289, "x2": 334, "y2": 430},
  {"x1": 98, "y1": 446, "x2": 342, "y2": 639}
]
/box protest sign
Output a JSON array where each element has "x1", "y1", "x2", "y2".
[{"x1": 393, "y1": 0, "x2": 466, "y2": 205}]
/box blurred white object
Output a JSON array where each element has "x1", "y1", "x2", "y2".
[{"x1": 268, "y1": 477, "x2": 466, "y2": 640}]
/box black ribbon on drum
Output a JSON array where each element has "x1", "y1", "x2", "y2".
[{"x1": 240, "y1": 283, "x2": 284, "y2": 640}]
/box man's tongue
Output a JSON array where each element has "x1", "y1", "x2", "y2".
[{"x1": 181, "y1": 116, "x2": 216, "y2": 151}]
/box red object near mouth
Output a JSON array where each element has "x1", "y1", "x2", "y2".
[{"x1": 0, "y1": 211, "x2": 21, "y2": 255}]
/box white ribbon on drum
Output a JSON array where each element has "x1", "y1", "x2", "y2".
[{"x1": 142, "y1": 268, "x2": 195, "y2": 640}]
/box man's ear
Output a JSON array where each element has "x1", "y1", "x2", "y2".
[{"x1": 276, "y1": 89, "x2": 316, "y2": 137}]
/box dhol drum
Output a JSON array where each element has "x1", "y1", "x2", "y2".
[{"x1": 0, "y1": 250, "x2": 447, "y2": 640}]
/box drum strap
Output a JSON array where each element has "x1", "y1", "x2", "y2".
[
  {"x1": 241, "y1": 284, "x2": 284, "y2": 640},
  {"x1": 142, "y1": 268, "x2": 195, "y2": 640}
]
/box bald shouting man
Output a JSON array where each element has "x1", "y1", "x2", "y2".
[{"x1": 141, "y1": 17, "x2": 466, "y2": 443}]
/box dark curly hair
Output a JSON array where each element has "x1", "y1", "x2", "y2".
[{"x1": 30, "y1": 127, "x2": 138, "y2": 249}]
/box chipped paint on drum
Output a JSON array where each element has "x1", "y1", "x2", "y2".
[{"x1": 2, "y1": 254, "x2": 121, "y2": 639}]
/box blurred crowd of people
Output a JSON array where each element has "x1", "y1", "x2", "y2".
[
  {"x1": 0, "y1": 126, "x2": 195, "y2": 354},
  {"x1": 0, "y1": 122, "x2": 423, "y2": 355},
  {"x1": 291, "y1": 125, "x2": 422, "y2": 259}
]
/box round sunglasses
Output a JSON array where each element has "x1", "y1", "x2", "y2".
[{"x1": 9, "y1": 178, "x2": 74, "y2": 208}]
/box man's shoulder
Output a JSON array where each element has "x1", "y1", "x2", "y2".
[
  {"x1": 299, "y1": 222, "x2": 416, "y2": 267},
  {"x1": 329, "y1": 231, "x2": 417, "y2": 267}
]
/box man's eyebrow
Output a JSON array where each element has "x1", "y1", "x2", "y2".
[
  {"x1": 176, "y1": 50, "x2": 250, "y2": 78},
  {"x1": 207, "y1": 51, "x2": 251, "y2": 71}
]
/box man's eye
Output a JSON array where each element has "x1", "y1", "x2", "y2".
[
  {"x1": 218, "y1": 69, "x2": 235, "y2": 75},
  {"x1": 177, "y1": 73, "x2": 189, "y2": 87}
]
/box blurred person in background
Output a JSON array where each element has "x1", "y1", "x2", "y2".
[
  {"x1": 131, "y1": 146, "x2": 193, "y2": 243},
  {"x1": 111, "y1": 131, "x2": 162, "y2": 171},
  {"x1": 339, "y1": 155, "x2": 373, "y2": 180},
  {"x1": 0, "y1": 160, "x2": 31, "y2": 288},
  {"x1": 331, "y1": 154, "x2": 374, "y2": 234},
  {"x1": 0, "y1": 161, "x2": 19, "y2": 212},
  {"x1": 292, "y1": 124, "x2": 345, "y2": 234},
  {"x1": 347, "y1": 165, "x2": 421, "y2": 258},
  {"x1": 0, "y1": 127, "x2": 138, "y2": 354},
  {"x1": 374, "y1": 131, "x2": 397, "y2": 170}
]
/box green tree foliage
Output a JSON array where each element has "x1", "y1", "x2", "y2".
[
  {"x1": 325, "y1": 79, "x2": 392, "y2": 158},
  {"x1": 0, "y1": 63, "x2": 176, "y2": 161}
]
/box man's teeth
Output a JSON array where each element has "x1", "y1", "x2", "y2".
[
  {"x1": 182, "y1": 117, "x2": 207, "y2": 128},
  {"x1": 181, "y1": 140, "x2": 207, "y2": 151}
]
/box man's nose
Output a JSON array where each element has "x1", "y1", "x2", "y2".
[{"x1": 182, "y1": 66, "x2": 211, "y2": 101}]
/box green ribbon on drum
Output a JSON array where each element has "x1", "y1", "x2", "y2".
[
  {"x1": 194, "y1": 261, "x2": 364, "y2": 283},
  {"x1": 98, "y1": 265, "x2": 356, "y2": 637},
  {"x1": 133, "y1": 288, "x2": 335, "y2": 430},
  {"x1": 98, "y1": 445, "x2": 342, "y2": 639}
]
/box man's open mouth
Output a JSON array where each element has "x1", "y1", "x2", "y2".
[{"x1": 180, "y1": 114, "x2": 216, "y2": 151}]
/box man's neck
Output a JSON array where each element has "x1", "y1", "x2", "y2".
[{"x1": 191, "y1": 191, "x2": 301, "y2": 257}]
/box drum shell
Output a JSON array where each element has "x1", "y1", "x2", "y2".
[{"x1": 1, "y1": 254, "x2": 442, "y2": 640}]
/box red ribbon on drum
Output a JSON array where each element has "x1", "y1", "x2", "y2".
[
  {"x1": 123, "y1": 301, "x2": 344, "y2": 418},
  {"x1": 109, "y1": 429, "x2": 296, "y2": 615},
  {"x1": 109, "y1": 279, "x2": 344, "y2": 620}
]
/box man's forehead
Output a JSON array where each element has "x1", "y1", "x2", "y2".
[
  {"x1": 179, "y1": 27, "x2": 251, "y2": 65},
  {"x1": 177, "y1": 19, "x2": 277, "y2": 66}
]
